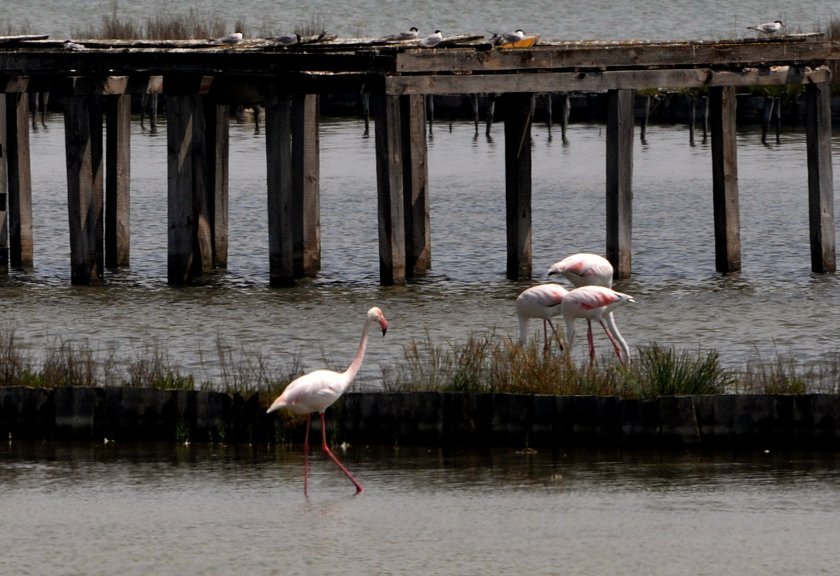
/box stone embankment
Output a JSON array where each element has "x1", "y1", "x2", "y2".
[{"x1": 1, "y1": 386, "x2": 838, "y2": 450}]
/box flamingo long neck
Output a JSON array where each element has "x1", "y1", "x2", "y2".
[
  {"x1": 603, "y1": 311, "x2": 630, "y2": 361},
  {"x1": 341, "y1": 319, "x2": 372, "y2": 386}
]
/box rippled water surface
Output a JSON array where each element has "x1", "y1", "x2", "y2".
[
  {"x1": 2, "y1": 0, "x2": 840, "y2": 384},
  {"x1": 2, "y1": 442, "x2": 840, "y2": 575}
]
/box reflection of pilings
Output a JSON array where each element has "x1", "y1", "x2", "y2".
[
  {"x1": 761, "y1": 95, "x2": 775, "y2": 144},
  {"x1": 688, "y1": 96, "x2": 695, "y2": 146},
  {"x1": 28, "y1": 92, "x2": 49, "y2": 128},
  {"x1": 544, "y1": 93, "x2": 552, "y2": 140},
  {"x1": 774, "y1": 96, "x2": 782, "y2": 144},
  {"x1": 471, "y1": 93, "x2": 479, "y2": 136},
  {"x1": 560, "y1": 92, "x2": 570, "y2": 144},
  {"x1": 485, "y1": 93, "x2": 496, "y2": 138},
  {"x1": 361, "y1": 91, "x2": 370, "y2": 136},
  {"x1": 426, "y1": 94, "x2": 434, "y2": 136}
]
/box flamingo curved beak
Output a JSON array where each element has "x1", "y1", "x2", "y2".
[{"x1": 380, "y1": 317, "x2": 389, "y2": 336}]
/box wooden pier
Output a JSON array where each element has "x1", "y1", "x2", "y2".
[{"x1": 0, "y1": 34, "x2": 838, "y2": 285}]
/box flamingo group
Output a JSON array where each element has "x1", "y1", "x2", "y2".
[
  {"x1": 516, "y1": 252, "x2": 635, "y2": 364},
  {"x1": 266, "y1": 306, "x2": 388, "y2": 496}
]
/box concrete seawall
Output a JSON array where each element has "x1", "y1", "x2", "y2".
[{"x1": 1, "y1": 387, "x2": 838, "y2": 450}]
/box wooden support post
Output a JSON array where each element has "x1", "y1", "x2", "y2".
[
  {"x1": 64, "y1": 93, "x2": 104, "y2": 284},
  {"x1": 206, "y1": 101, "x2": 229, "y2": 269},
  {"x1": 503, "y1": 92, "x2": 533, "y2": 280},
  {"x1": 401, "y1": 94, "x2": 430, "y2": 277},
  {"x1": 709, "y1": 86, "x2": 741, "y2": 273},
  {"x1": 292, "y1": 93, "x2": 320, "y2": 277},
  {"x1": 105, "y1": 93, "x2": 131, "y2": 268},
  {"x1": 485, "y1": 94, "x2": 496, "y2": 138},
  {"x1": 606, "y1": 89, "x2": 634, "y2": 280},
  {"x1": 165, "y1": 78, "x2": 215, "y2": 285},
  {"x1": 640, "y1": 95, "x2": 651, "y2": 143},
  {"x1": 805, "y1": 82, "x2": 835, "y2": 273},
  {"x1": 5, "y1": 92, "x2": 33, "y2": 269},
  {"x1": 265, "y1": 93, "x2": 295, "y2": 286},
  {"x1": 560, "y1": 92, "x2": 571, "y2": 145},
  {"x1": 0, "y1": 95, "x2": 7, "y2": 274},
  {"x1": 373, "y1": 93, "x2": 406, "y2": 285}
]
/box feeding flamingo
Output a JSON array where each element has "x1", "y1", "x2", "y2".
[
  {"x1": 547, "y1": 252, "x2": 614, "y2": 288},
  {"x1": 516, "y1": 283, "x2": 568, "y2": 351},
  {"x1": 561, "y1": 285, "x2": 635, "y2": 365},
  {"x1": 266, "y1": 306, "x2": 388, "y2": 495}
]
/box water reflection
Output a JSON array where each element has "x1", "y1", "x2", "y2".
[{"x1": 2, "y1": 441, "x2": 840, "y2": 574}]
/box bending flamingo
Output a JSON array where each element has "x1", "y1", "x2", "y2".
[
  {"x1": 516, "y1": 283, "x2": 568, "y2": 351},
  {"x1": 561, "y1": 285, "x2": 635, "y2": 365},
  {"x1": 547, "y1": 252, "x2": 614, "y2": 288},
  {"x1": 267, "y1": 306, "x2": 388, "y2": 495}
]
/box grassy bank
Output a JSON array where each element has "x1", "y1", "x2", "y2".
[{"x1": 1, "y1": 327, "x2": 837, "y2": 399}]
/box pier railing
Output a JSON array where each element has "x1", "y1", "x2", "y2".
[{"x1": 0, "y1": 34, "x2": 838, "y2": 284}]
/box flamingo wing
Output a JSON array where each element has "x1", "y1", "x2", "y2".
[{"x1": 269, "y1": 369, "x2": 346, "y2": 415}]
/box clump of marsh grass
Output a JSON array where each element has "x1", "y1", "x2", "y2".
[
  {"x1": 736, "y1": 352, "x2": 840, "y2": 394},
  {"x1": 72, "y1": 4, "x2": 242, "y2": 40},
  {"x1": 0, "y1": 328, "x2": 37, "y2": 387},
  {"x1": 384, "y1": 335, "x2": 736, "y2": 398},
  {"x1": 126, "y1": 342, "x2": 194, "y2": 390},
  {"x1": 209, "y1": 333, "x2": 303, "y2": 398},
  {"x1": 625, "y1": 344, "x2": 734, "y2": 399}
]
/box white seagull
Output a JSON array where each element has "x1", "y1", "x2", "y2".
[
  {"x1": 489, "y1": 29, "x2": 525, "y2": 45},
  {"x1": 748, "y1": 20, "x2": 783, "y2": 34},
  {"x1": 215, "y1": 31, "x2": 243, "y2": 44},
  {"x1": 384, "y1": 26, "x2": 419, "y2": 41},
  {"x1": 419, "y1": 30, "x2": 443, "y2": 47}
]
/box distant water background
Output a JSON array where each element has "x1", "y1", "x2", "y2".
[{"x1": 0, "y1": 0, "x2": 839, "y2": 387}]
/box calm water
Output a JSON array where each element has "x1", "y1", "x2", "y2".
[
  {"x1": 3, "y1": 0, "x2": 840, "y2": 40},
  {"x1": 2, "y1": 441, "x2": 840, "y2": 575}
]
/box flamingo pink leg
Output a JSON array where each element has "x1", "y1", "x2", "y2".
[
  {"x1": 303, "y1": 414, "x2": 311, "y2": 497},
  {"x1": 320, "y1": 412, "x2": 364, "y2": 494},
  {"x1": 599, "y1": 319, "x2": 626, "y2": 365}
]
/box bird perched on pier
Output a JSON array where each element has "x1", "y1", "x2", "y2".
[
  {"x1": 561, "y1": 286, "x2": 635, "y2": 365},
  {"x1": 62, "y1": 40, "x2": 86, "y2": 51},
  {"x1": 489, "y1": 29, "x2": 525, "y2": 45},
  {"x1": 547, "y1": 252, "x2": 614, "y2": 288},
  {"x1": 748, "y1": 20, "x2": 784, "y2": 34},
  {"x1": 271, "y1": 33, "x2": 300, "y2": 45},
  {"x1": 383, "y1": 26, "x2": 419, "y2": 41},
  {"x1": 419, "y1": 30, "x2": 443, "y2": 47},
  {"x1": 214, "y1": 31, "x2": 243, "y2": 44},
  {"x1": 516, "y1": 283, "x2": 568, "y2": 351},
  {"x1": 266, "y1": 306, "x2": 388, "y2": 496}
]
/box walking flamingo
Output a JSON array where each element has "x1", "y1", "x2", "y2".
[
  {"x1": 561, "y1": 286, "x2": 635, "y2": 365},
  {"x1": 266, "y1": 306, "x2": 388, "y2": 495},
  {"x1": 547, "y1": 252, "x2": 614, "y2": 288},
  {"x1": 516, "y1": 283, "x2": 568, "y2": 351}
]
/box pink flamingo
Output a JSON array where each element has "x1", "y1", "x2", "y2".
[
  {"x1": 548, "y1": 252, "x2": 615, "y2": 349},
  {"x1": 266, "y1": 306, "x2": 388, "y2": 495},
  {"x1": 561, "y1": 285, "x2": 635, "y2": 365},
  {"x1": 547, "y1": 252, "x2": 614, "y2": 288},
  {"x1": 516, "y1": 283, "x2": 568, "y2": 351}
]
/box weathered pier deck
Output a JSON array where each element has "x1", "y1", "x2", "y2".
[{"x1": 0, "y1": 33, "x2": 838, "y2": 285}]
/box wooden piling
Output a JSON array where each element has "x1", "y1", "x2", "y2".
[
  {"x1": 206, "y1": 101, "x2": 229, "y2": 269},
  {"x1": 105, "y1": 93, "x2": 131, "y2": 268},
  {"x1": 291, "y1": 93, "x2": 320, "y2": 277},
  {"x1": 401, "y1": 94, "x2": 430, "y2": 277},
  {"x1": 709, "y1": 86, "x2": 741, "y2": 273},
  {"x1": 503, "y1": 92, "x2": 534, "y2": 280},
  {"x1": 64, "y1": 91, "x2": 105, "y2": 284},
  {"x1": 265, "y1": 93, "x2": 295, "y2": 286},
  {"x1": 165, "y1": 75, "x2": 215, "y2": 285},
  {"x1": 606, "y1": 89, "x2": 634, "y2": 280},
  {"x1": 805, "y1": 81, "x2": 836, "y2": 273},
  {"x1": 0, "y1": 95, "x2": 7, "y2": 274},
  {"x1": 373, "y1": 93, "x2": 408, "y2": 285},
  {"x1": 5, "y1": 91, "x2": 33, "y2": 269}
]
